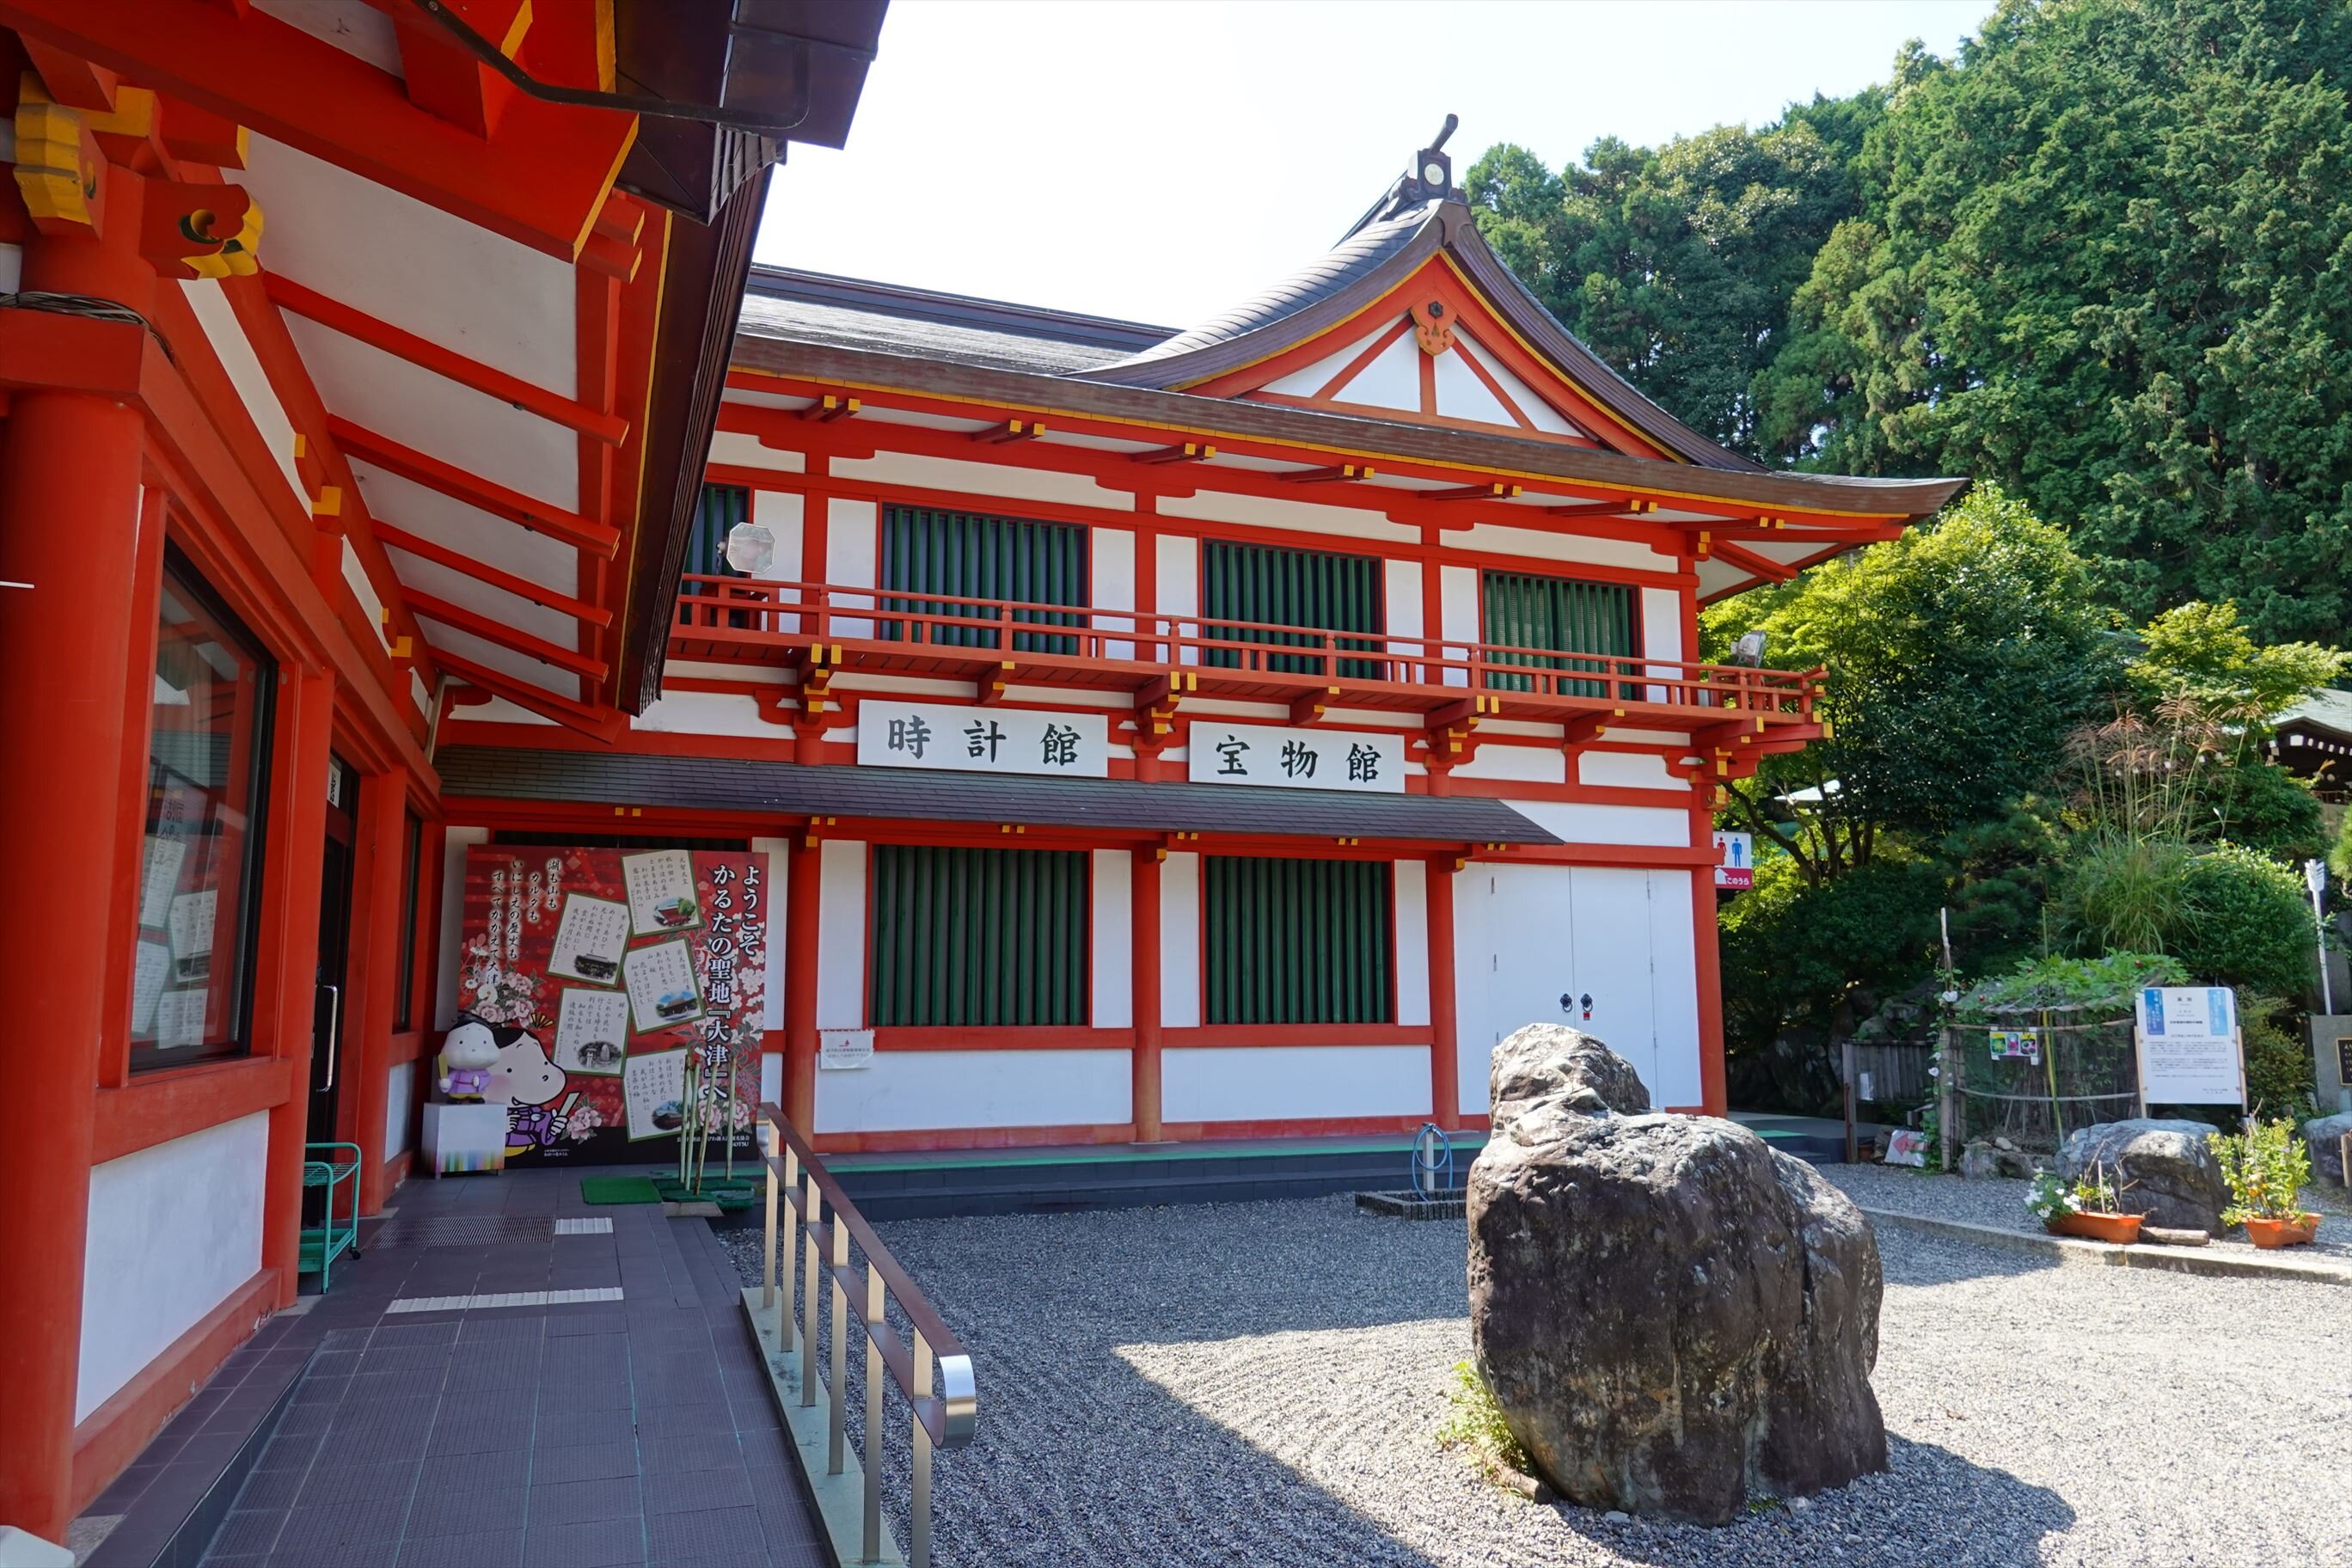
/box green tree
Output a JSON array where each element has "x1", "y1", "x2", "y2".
[
  {"x1": 1753, "y1": 0, "x2": 2352, "y2": 645},
  {"x1": 2129, "y1": 600, "x2": 2348, "y2": 719},
  {"x1": 1705, "y1": 483, "x2": 2122, "y2": 884},
  {"x1": 1465, "y1": 101, "x2": 1877, "y2": 459}
]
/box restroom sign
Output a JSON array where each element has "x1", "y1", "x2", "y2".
[{"x1": 1712, "y1": 830, "x2": 1754, "y2": 890}]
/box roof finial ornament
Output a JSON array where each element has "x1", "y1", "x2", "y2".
[{"x1": 1412, "y1": 113, "x2": 1461, "y2": 203}]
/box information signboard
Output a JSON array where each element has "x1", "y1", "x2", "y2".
[
  {"x1": 1712, "y1": 830, "x2": 1754, "y2": 890},
  {"x1": 2134, "y1": 986, "x2": 2245, "y2": 1106}
]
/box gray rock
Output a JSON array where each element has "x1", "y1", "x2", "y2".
[
  {"x1": 1467, "y1": 1028, "x2": 1886, "y2": 1526},
  {"x1": 2056, "y1": 1119, "x2": 2228, "y2": 1234},
  {"x1": 1960, "y1": 1140, "x2": 2035, "y2": 1180},
  {"x1": 1486, "y1": 1022, "x2": 1651, "y2": 1125},
  {"x1": 2303, "y1": 1112, "x2": 2352, "y2": 1185}
]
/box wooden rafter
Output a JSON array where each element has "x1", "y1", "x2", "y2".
[
  {"x1": 327, "y1": 415, "x2": 622, "y2": 557},
  {"x1": 265, "y1": 274, "x2": 628, "y2": 445},
  {"x1": 370, "y1": 520, "x2": 614, "y2": 628},
  {"x1": 405, "y1": 588, "x2": 609, "y2": 681},
  {"x1": 431, "y1": 646, "x2": 622, "y2": 742}
]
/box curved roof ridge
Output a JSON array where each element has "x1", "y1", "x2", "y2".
[{"x1": 1080, "y1": 201, "x2": 1446, "y2": 378}]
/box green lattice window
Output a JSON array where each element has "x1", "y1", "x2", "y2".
[
  {"x1": 879, "y1": 507, "x2": 1088, "y2": 655},
  {"x1": 1204, "y1": 856, "x2": 1392, "y2": 1026},
  {"x1": 1200, "y1": 540, "x2": 1385, "y2": 678},
  {"x1": 1480, "y1": 570, "x2": 1638, "y2": 697},
  {"x1": 868, "y1": 846, "x2": 1089, "y2": 1026}
]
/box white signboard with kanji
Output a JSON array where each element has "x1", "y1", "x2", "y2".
[
  {"x1": 856, "y1": 701, "x2": 1110, "y2": 778},
  {"x1": 1185, "y1": 721, "x2": 1406, "y2": 793},
  {"x1": 2134, "y1": 986, "x2": 2245, "y2": 1106}
]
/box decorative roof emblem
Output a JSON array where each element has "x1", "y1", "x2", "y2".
[{"x1": 1409, "y1": 297, "x2": 1455, "y2": 356}]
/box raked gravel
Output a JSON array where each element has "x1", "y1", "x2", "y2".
[{"x1": 721, "y1": 1193, "x2": 2352, "y2": 1567}]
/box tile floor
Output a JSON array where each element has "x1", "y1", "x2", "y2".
[{"x1": 74, "y1": 1167, "x2": 822, "y2": 1568}]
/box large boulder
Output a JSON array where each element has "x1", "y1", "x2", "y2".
[
  {"x1": 2304, "y1": 1112, "x2": 2352, "y2": 1186},
  {"x1": 1467, "y1": 1026, "x2": 1885, "y2": 1525},
  {"x1": 2056, "y1": 1118, "x2": 2228, "y2": 1234}
]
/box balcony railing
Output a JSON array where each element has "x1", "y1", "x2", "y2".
[
  {"x1": 754, "y1": 1103, "x2": 977, "y2": 1567},
  {"x1": 675, "y1": 576, "x2": 1819, "y2": 721}
]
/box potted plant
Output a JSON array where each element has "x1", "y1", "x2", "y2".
[
  {"x1": 2208, "y1": 1119, "x2": 2320, "y2": 1248},
  {"x1": 2025, "y1": 1163, "x2": 2143, "y2": 1243}
]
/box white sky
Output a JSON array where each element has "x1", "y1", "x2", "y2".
[{"x1": 756, "y1": 0, "x2": 1995, "y2": 328}]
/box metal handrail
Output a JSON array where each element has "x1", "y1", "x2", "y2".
[
  {"x1": 756, "y1": 1102, "x2": 976, "y2": 1568},
  {"x1": 675, "y1": 575, "x2": 1820, "y2": 717}
]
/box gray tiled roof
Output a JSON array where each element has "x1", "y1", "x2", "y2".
[
  {"x1": 436, "y1": 747, "x2": 1559, "y2": 845},
  {"x1": 735, "y1": 291, "x2": 1138, "y2": 376},
  {"x1": 2276, "y1": 687, "x2": 2352, "y2": 738},
  {"x1": 1099, "y1": 204, "x2": 1437, "y2": 369}
]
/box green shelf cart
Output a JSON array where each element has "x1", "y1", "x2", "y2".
[{"x1": 299, "y1": 1142, "x2": 363, "y2": 1291}]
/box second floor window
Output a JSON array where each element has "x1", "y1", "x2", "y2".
[
  {"x1": 680, "y1": 484, "x2": 751, "y2": 628},
  {"x1": 879, "y1": 506, "x2": 1088, "y2": 655},
  {"x1": 1481, "y1": 570, "x2": 1638, "y2": 697},
  {"x1": 1201, "y1": 539, "x2": 1385, "y2": 678}
]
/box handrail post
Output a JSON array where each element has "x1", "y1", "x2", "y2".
[
  {"x1": 800, "y1": 1173, "x2": 821, "y2": 1407},
  {"x1": 911, "y1": 1332, "x2": 934, "y2": 1568},
  {"x1": 828, "y1": 1217, "x2": 848, "y2": 1475},
  {"x1": 862, "y1": 1263, "x2": 885, "y2": 1563},
  {"x1": 778, "y1": 1145, "x2": 799, "y2": 1351},
  {"x1": 761, "y1": 1118, "x2": 778, "y2": 1314}
]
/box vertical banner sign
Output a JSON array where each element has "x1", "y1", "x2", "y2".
[
  {"x1": 458, "y1": 847, "x2": 769, "y2": 1164},
  {"x1": 2134, "y1": 986, "x2": 2245, "y2": 1106}
]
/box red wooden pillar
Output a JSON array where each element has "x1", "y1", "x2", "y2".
[
  {"x1": 0, "y1": 190, "x2": 160, "y2": 1540},
  {"x1": 1130, "y1": 848, "x2": 1163, "y2": 1142},
  {"x1": 1425, "y1": 855, "x2": 1461, "y2": 1131},
  {"x1": 0, "y1": 372, "x2": 150, "y2": 1546},
  {"x1": 783, "y1": 831, "x2": 822, "y2": 1128},
  {"x1": 259, "y1": 672, "x2": 334, "y2": 1307},
  {"x1": 1692, "y1": 800, "x2": 1728, "y2": 1116},
  {"x1": 351, "y1": 773, "x2": 406, "y2": 1213}
]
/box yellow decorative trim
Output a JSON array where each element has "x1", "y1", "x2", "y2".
[
  {"x1": 12, "y1": 76, "x2": 98, "y2": 230},
  {"x1": 310, "y1": 485, "x2": 343, "y2": 518}
]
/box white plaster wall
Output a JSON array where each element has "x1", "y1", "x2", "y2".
[
  {"x1": 437, "y1": 826, "x2": 489, "y2": 1028},
  {"x1": 830, "y1": 451, "x2": 1136, "y2": 512},
  {"x1": 630, "y1": 691, "x2": 770, "y2": 738},
  {"x1": 1451, "y1": 524, "x2": 1677, "y2": 574},
  {"x1": 1431, "y1": 346, "x2": 1514, "y2": 426},
  {"x1": 1393, "y1": 859, "x2": 1430, "y2": 1028},
  {"x1": 180, "y1": 279, "x2": 303, "y2": 500},
  {"x1": 1093, "y1": 528, "x2": 1135, "y2": 659},
  {"x1": 1648, "y1": 870, "x2": 1704, "y2": 1107},
  {"x1": 1161, "y1": 1045, "x2": 1428, "y2": 1124},
  {"x1": 340, "y1": 537, "x2": 390, "y2": 650},
  {"x1": 749, "y1": 489, "x2": 805, "y2": 585},
  {"x1": 816, "y1": 839, "x2": 867, "y2": 1028},
  {"x1": 1090, "y1": 850, "x2": 1133, "y2": 1028},
  {"x1": 1453, "y1": 741, "x2": 1567, "y2": 785},
  {"x1": 386, "y1": 1060, "x2": 414, "y2": 1157},
  {"x1": 1261, "y1": 325, "x2": 1386, "y2": 395},
  {"x1": 1383, "y1": 560, "x2": 1424, "y2": 653},
  {"x1": 1578, "y1": 750, "x2": 1680, "y2": 791},
  {"x1": 1640, "y1": 587, "x2": 1684, "y2": 661},
  {"x1": 762, "y1": 1054, "x2": 784, "y2": 1106},
  {"x1": 1157, "y1": 488, "x2": 1419, "y2": 548},
  {"x1": 1160, "y1": 852, "x2": 1201, "y2": 1027},
  {"x1": 813, "y1": 1049, "x2": 1130, "y2": 1133},
  {"x1": 707, "y1": 431, "x2": 807, "y2": 473},
  {"x1": 1438, "y1": 566, "x2": 1479, "y2": 685},
  {"x1": 1156, "y1": 536, "x2": 1199, "y2": 666},
  {"x1": 825, "y1": 498, "x2": 878, "y2": 638},
  {"x1": 1506, "y1": 800, "x2": 1692, "y2": 848},
  {"x1": 1457, "y1": 333, "x2": 1583, "y2": 438},
  {"x1": 1338, "y1": 332, "x2": 1424, "y2": 412},
  {"x1": 753, "y1": 837, "x2": 792, "y2": 1032},
  {"x1": 77, "y1": 1113, "x2": 268, "y2": 1422}
]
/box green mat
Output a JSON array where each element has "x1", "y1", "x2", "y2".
[
  {"x1": 652, "y1": 1176, "x2": 757, "y2": 1211},
  {"x1": 579, "y1": 1175, "x2": 663, "y2": 1205}
]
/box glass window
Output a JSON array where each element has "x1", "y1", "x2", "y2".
[
  {"x1": 131, "y1": 548, "x2": 275, "y2": 1069},
  {"x1": 394, "y1": 810, "x2": 424, "y2": 1032}
]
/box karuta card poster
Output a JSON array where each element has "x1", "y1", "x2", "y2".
[{"x1": 458, "y1": 847, "x2": 768, "y2": 1164}]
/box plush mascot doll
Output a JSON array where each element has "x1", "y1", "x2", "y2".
[{"x1": 437, "y1": 1014, "x2": 502, "y2": 1102}]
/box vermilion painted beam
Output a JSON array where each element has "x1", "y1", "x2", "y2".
[
  {"x1": 392, "y1": 0, "x2": 530, "y2": 138},
  {"x1": 327, "y1": 415, "x2": 620, "y2": 557},
  {"x1": 264, "y1": 274, "x2": 627, "y2": 445},
  {"x1": 1707, "y1": 538, "x2": 1800, "y2": 583},
  {"x1": 0, "y1": 0, "x2": 636, "y2": 259},
  {"x1": 405, "y1": 587, "x2": 609, "y2": 680},
  {"x1": 371, "y1": 519, "x2": 613, "y2": 627},
  {"x1": 429, "y1": 646, "x2": 622, "y2": 742}
]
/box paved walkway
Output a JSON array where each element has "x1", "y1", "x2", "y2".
[{"x1": 77, "y1": 1167, "x2": 819, "y2": 1568}]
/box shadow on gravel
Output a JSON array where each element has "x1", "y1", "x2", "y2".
[{"x1": 1876, "y1": 1222, "x2": 2073, "y2": 1287}]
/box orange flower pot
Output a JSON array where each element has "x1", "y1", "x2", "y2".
[
  {"x1": 2244, "y1": 1213, "x2": 2321, "y2": 1249},
  {"x1": 2049, "y1": 1210, "x2": 2143, "y2": 1244}
]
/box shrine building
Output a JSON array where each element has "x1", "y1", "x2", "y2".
[{"x1": 0, "y1": 5, "x2": 1963, "y2": 1545}]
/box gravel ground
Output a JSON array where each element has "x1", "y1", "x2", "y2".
[
  {"x1": 1822, "y1": 1162, "x2": 2352, "y2": 1258},
  {"x1": 720, "y1": 1196, "x2": 2352, "y2": 1568}
]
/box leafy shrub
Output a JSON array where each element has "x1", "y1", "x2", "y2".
[
  {"x1": 2242, "y1": 998, "x2": 2318, "y2": 1123},
  {"x1": 1958, "y1": 952, "x2": 2185, "y2": 1018},
  {"x1": 2173, "y1": 845, "x2": 2314, "y2": 995},
  {"x1": 2209, "y1": 1119, "x2": 2313, "y2": 1225},
  {"x1": 2057, "y1": 836, "x2": 2192, "y2": 956},
  {"x1": 2202, "y1": 763, "x2": 2326, "y2": 864},
  {"x1": 1436, "y1": 1361, "x2": 1528, "y2": 1482}
]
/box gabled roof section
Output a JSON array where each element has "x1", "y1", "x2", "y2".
[{"x1": 1079, "y1": 199, "x2": 1756, "y2": 471}]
